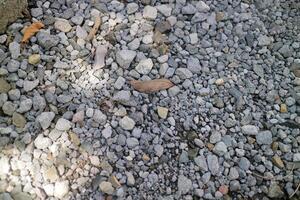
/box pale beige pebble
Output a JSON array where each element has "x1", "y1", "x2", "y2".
[
  {"x1": 99, "y1": 181, "x2": 114, "y2": 194},
  {"x1": 90, "y1": 156, "x2": 100, "y2": 167},
  {"x1": 44, "y1": 166, "x2": 58, "y2": 182},
  {"x1": 109, "y1": 175, "x2": 121, "y2": 188},
  {"x1": 12, "y1": 112, "x2": 26, "y2": 128},
  {"x1": 28, "y1": 54, "x2": 41, "y2": 65},
  {"x1": 69, "y1": 132, "x2": 80, "y2": 146},
  {"x1": 215, "y1": 78, "x2": 224, "y2": 85},
  {"x1": 157, "y1": 106, "x2": 168, "y2": 119}
]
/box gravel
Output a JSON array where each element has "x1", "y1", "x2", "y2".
[{"x1": 0, "y1": 0, "x2": 298, "y2": 199}]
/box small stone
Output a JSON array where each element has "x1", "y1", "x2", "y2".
[
  {"x1": 258, "y1": 35, "x2": 273, "y2": 46},
  {"x1": 213, "y1": 142, "x2": 227, "y2": 156},
  {"x1": 207, "y1": 155, "x2": 219, "y2": 175},
  {"x1": 209, "y1": 132, "x2": 221, "y2": 144},
  {"x1": 37, "y1": 32, "x2": 60, "y2": 50},
  {"x1": 54, "y1": 181, "x2": 69, "y2": 199},
  {"x1": 239, "y1": 157, "x2": 250, "y2": 170},
  {"x1": 189, "y1": 33, "x2": 198, "y2": 44},
  {"x1": 23, "y1": 80, "x2": 39, "y2": 92},
  {"x1": 55, "y1": 118, "x2": 72, "y2": 131},
  {"x1": 90, "y1": 156, "x2": 100, "y2": 167},
  {"x1": 293, "y1": 153, "x2": 300, "y2": 162},
  {"x1": 156, "y1": 5, "x2": 172, "y2": 17},
  {"x1": 154, "y1": 144, "x2": 164, "y2": 157},
  {"x1": 109, "y1": 175, "x2": 121, "y2": 188},
  {"x1": 12, "y1": 112, "x2": 26, "y2": 128},
  {"x1": 143, "y1": 6, "x2": 157, "y2": 20},
  {"x1": 228, "y1": 167, "x2": 239, "y2": 180},
  {"x1": 268, "y1": 183, "x2": 284, "y2": 198},
  {"x1": 71, "y1": 15, "x2": 84, "y2": 25},
  {"x1": 256, "y1": 131, "x2": 272, "y2": 145},
  {"x1": 187, "y1": 57, "x2": 201, "y2": 74},
  {"x1": 178, "y1": 175, "x2": 192, "y2": 195},
  {"x1": 7, "y1": 59, "x2": 20, "y2": 72},
  {"x1": 175, "y1": 68, "x2": 193, "y2": 79},
  {"x1": 72, "y1": 110, "x2": 84, "y2": 124},
  {"x1": 11, "y1": 192, "x2": 32, "y2": 200},
  {"x1": 157, "y1": 106, "x2": 168, "y2": 119},
  {"x1": 219, "y1": 185, "x2": 229, "y2": 195},
  {"x1": 69, "y1": 132, "x2": 80, "y2": 146},
  {"x1": 272, "y1": 155, "x2": 284, "y2": 169},
  {"x1": 194, "y1": 156, "x2": 208, "y2": 171},
  {"x1": 126, "y1": 137, "x2": 139, "y2": 148},
  {"x1": 215, "y1": 78, "x2": 224, "y2": 85},
  {"x1": 127, "y1": 3, "x2": 139, "y2": 14},
  {"x1": 93, "y1": 109, "x2": 107, "y2": 125},
  {"x1": 126, "y1": 172, "x2": 135, "y2": 186},
  {"x1": 31, "y1": 7, "x2": 43, "y2": 17},
  {"x1": 182, "y1": 4, "x2": 197, "y2": 15},
  {"x1": 2, "y1": 101, "x2": 16, "y2": 116},
  {"x1": 28, "y1": 54, "x2": 41, "y2": 65},
  {"x1": 114, "y1": 77, "x2": 126, "y2": 90},
  {"x1": 54, "y1": 61, "x2": 70, "y2": 69},
  {"x1": 9, "y1": 42, "x2": 20, "y2": 59},
  {"x1": 44, "y1": 166, "x2": 59, "y2": 182},
  {"x1": 36, "y1": 112, "x2": 55, "y2": 130},
  {"x1": 135, "y1": 58, "x2": 153, "y2": 75},
  {"x1": 34, "y1": 134, "x2": 52, "y2": 149},
  {"x1": 102, "y1": 126, "x2": 112, "y2": 139},
  {"x1": 155, "y1": 20, "x2": 171, "y2": 33},
  {"x1": 280, "y1": 104, "x2": 287, "y2": 113},
  {"x1": 241, "y1": 125, "x2": 259, "y2": 135},
  {"x1": 17, "y1": 99, "x2": 32, "y2": 113},
  {"x1": 54, "y1": 18, "x2": 72, "y2": 32},
  {"x1": 0, "y1": 156, "x2": 10, "y2": 176},
  {"x1": 76, "y1": 26, "x2": 88, "y2": 39},
  {"x1": 0, "y1": 78, "x2": 11, "y2": 93},
  {"x1": 196, "y1": 1, "x2": 210, "y2": 12},
  {"x1": 99, "y1": 181, "x2": 114, "y2": 195},
  {"x1": 8, "y1": 89, "x2": 20, "y2": 100},
  {"x1": 116, "y1": 50, "x2": 136, "y2": 69},
  {"x1": 119, "y1": 116, "x2": 135, "y2": 130}
]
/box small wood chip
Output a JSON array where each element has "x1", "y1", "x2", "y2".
[{"x1": 130, "y1": 79, "x2": 174, "y2": 93}]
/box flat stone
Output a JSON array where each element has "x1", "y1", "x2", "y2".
[
  {"x1": 126, "y1": 137, "x2": 139, "y2": 148},
  {"x1": 126, "y1": 172, "x2": 135, "y2": 186},
  {"x1": 241, "y1": 125, "x2": 259, "y2": 135},
  {"x1": 207, "y1": 155, "x2": 219, "y2": 175},
  {"x1": 272, "y1": 155, "x2": 284, "y2": 168},
  {"x1": 99, "y1": 181, "x2": 114, "y2": 195},
  {"x1": 12, "y1": 112, "x2": 26, "y2": 128},
  {"x1": 0, "y1": 78, "x2": 11, "y2": 93},
  {"x1": 116, "y1": 50, "x2": 136, "y2": 69},
  {"x1": 37, "y1": 32, "x2": 60, "y2": 50},
  {"x1": 54, "y1": 181, "x2": 69, "y2": 199},
  {"x1": 7, "y1": 59, "x2": 20, "y2": 72},
  {"x1": 34, "y1": 134, "x2": 52, "y2": 149},
  {"x1": 256, "y1": 131, "x2": 272, "y2": 145},
  {"x1": 268, "y1": 183, "x2": 284, "y2": 198},
  {"x1": 28, "y1": 54, "x2": 41, "y2": 65},
  {"x1": 44, "y1": 166, "x2": 59, "y2": 182},
  {"x1": 213, "y1": 142, "x2": 227, "y2": 156},
  {"x1": 156, "y1": 5, "x2": 172, "y2": 17},
  {"x1": 23, "y1": 80, "x2": 39, "y2": 92},
  {"x1": 194, "y1": 156, "x2": 208, "y2": 171},
  {"x1": 119, "y1": 116, "x2": 135, "y2": 130},
  {"x1": 135, "y1": 58, "x2": 153, "y2": 75},
  {"x1": 9, "y1": 42, "x2": 20, "y2": 59},
  {"x1": 143, "y1": 6, "x2": 157, "y2": 20},
  {"x1": 54, "y1": 18, "x2": 72, "y2": 32},
  {"x1": 154, "y1": 144, "x2": 164, "y2": 157},
  {"x1": 157, "y1": 106, "x2": 168, "y2": 119},
  {"x1": 102, "y1": 126, "x2": 112, "y2": 139},
  {"x1": 175, "y1": 68, "x2": 193, "y2": 79},
  {"x1": 178, "y1": 175, "x2": 192, "y2": 195},
  {"x1": 36, "y1": 112, "x2": 55, "y2": 130},
  {"x1": 55, "y1": 118, "x2": 71, "y2": 131}
]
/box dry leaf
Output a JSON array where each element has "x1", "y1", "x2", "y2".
[
  {"x1": 86, "y1": 15, "x2": 101, "y2": 41},
  {"x1": 21, "y1": 22, "x2": 44, "y2": 43},
  {"x1": 130, "y1": 79, "x2": 174, "y2": 93}
]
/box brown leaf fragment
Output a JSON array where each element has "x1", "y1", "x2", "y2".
[
  {"x1": 21, "y1": 21, "x2": 44, "y2": 43},
  {"x1": 130, "y1": 79, "x2": 174, "y2": 93},
  {"x1": 86, "y1": 15, "x2": 101, "y2": 41}
]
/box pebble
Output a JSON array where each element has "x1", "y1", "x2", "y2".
[
  {"x1": 12, "y1": 112, "x2": 26, "y2": 128},
  {"x1": 256, "y1": 131, "x2": 273, "y2": 145},
  {"x1": 119, "y1": 116, "x2": 135, "y2": 130},
  {"x1": 178, "y1": 175, "x2": 192, "y2": 195},
  {"x1": 36, "y1": 112, "x2": 55, "y2": 130},
  {"x1": 126, "y1": 172, "x2": 135, "y2": 186},
  {"x1": 135, "y1": 58, "x2": 153, "y2": 75},
  {"x1": 34, "y1": 135, "x2": 52, "y2": 149},
  {"x1": 143, "y1": 6, "x2": 157, "y2": 20},
  {"x1": 55, "y1": 118, "x2": 72, "y2": 131},
  {"x1": 207, "y1": 155, "x2": 219, "y2": 175},
  {"x1": 116, "y1": 50, "x2": 136, "y2": 69},
  {"x1": 157, "y1": 106, "x2": 168, "y2": 119},
  {"x1": 28, "y1": 54, "x2": 40, "y2": 65},
  {"x1": 23, "y1": 80, "x2": 39, "y2": 92},
  {"x1": 102, "y1": 126, "x2": 112, "y2": 139},
  {"x1": 0, "y1": 78, "x2": 11, "y2": 93},
  {"x1": 100, "y1": 181, "x2": 114, "y2": 195},
  {"x1": 54, "y1": 18, "x2": 72, "y2": 32},
  {"x1": 54, "y1": 181, "x2": 69, "y2": 199},
  {"x1": 9, "y1": 42, "x2": 20, "y2": 59},
  {"x1": 213, "y1": 141, "x2": 227, "y2": 156},
  {"x1": 241, "y1": 125, "x2": 259, "y2": 135}
]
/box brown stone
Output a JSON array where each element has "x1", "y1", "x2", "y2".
[
  {"x1": 272, "y1": 155, "x2": 284, "y2": 169},
  {"x1": 0, "y1": 78, "x2": 11, "y2": 93}
]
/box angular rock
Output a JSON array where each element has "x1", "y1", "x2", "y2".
[
  {"x1": 36, "y1": 112, "x2": 55, "y2": 130},
  {"x1": 116, "y1": 50, "x2": 136, "y2": 69}
]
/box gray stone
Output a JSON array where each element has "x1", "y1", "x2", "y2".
[
  {"x1": 293, "y1": 153, "x2": 300, "y2": 162},
  {"x1": 175, "y1": 68, "x2": 193, "y2": 79},
  {"x1": 119, "y1": 116, "x2": 135, "y2": 130},
  {"x1": 154, "y1": 144, "x2": 164, "y2": 157},
  {"x1": 126, "y1": 172, "x2": 135, "y2": 186},
  {"x1": 37, "y1": 32, "x2": 60, "y2": 50},
  {"x1": 241, "y1": 125, "x2": 259, "y2": 135},
  {"x1": 268, "y1": 183, "x2": 284, "y2": 198},
  {"x1": 187, "y1": 57, "x2": 201, "y2": 74},
  {"x1": 2, "y1": 101, "x2": 16, "y2": 116},
  {"x1": 207, "y1": 155, "x2": 219, "y2": 175},
  {"x1": 182, "y1": 4, "x2": 197, "y2": 15},
  {"x1": 178, "y1": 175, "x2": 192, "y2": 195},
  {"x1": 239, "y1": 157, "x2": 250, "y2": 170},
  {"x1": 113, "y1": 91, "x2": 131, "y2": 104},
  {"x1": 256, "y1": 131, "x2": 272, "y2": 145},
  {"x1": 143, "y1": 6, "x2": 157, "y2": 19},
  {"x1": 54, "y1": 61, "x2": 70, "y2": 69},
  {"x1": 210, "y1": 132, "x2": 221, "y2": 144},
  {"x1": 194, "y1": 156, "x2": 208, "y2": 171},
  {"x1": 156, "y1": 5, "x2": 172, "y2": 17},
  {"x1": 55, "y1": 18, "x2": 72, "y2": 32},
  {"x1": 71, "y1": 15, "x2": 84, "y2": 25},
  {"x1": 135, "y1": 58, "x2": 153, "y2": 75},
  {"x1": 213, "y1": 142, "x2": 227, "y2": 156},
  {"x1": 34, "y1": 134, "x2": 52, "y2": 149},
  {"x1": 76, "y1": 26, "x2": 88, "y2": 39},
  {"x1": 258, "y1": 35, "x2": 273, "y2": 46},
  {"x1": 9, "y1": 42, "x2": 20, "y2": 59},
  {"x1": 126, "y1": 137, "x2": 139, "y2": 148},
  {"x1": 55, "y1": 118, "x2": 71, "y2": 131},
  {"x1": 114, "y1": 77, "x2": 126, "y2": 90},
  {"x1": 7, "y1": 60, "x2": 20, "y2": 73},
  {"x1": 31, "y1": 8, "x2": 43, "y2": 17},
  {"x1": 8, "y1": 89, "x2": 20, "y2": 100},
  {"x1": 102, "y1": 126, "x2": 112, "y2": 139},
  {"x1": 23, "y1": 80, "x2": 39, "y2": 92},
  {"x1": 116, "y1": 50, "x2": 136, "y2": 69},
  {"x1": 229, "y1": 167, "x2": 239, "y2": 180},
  {"x1": 196, "y1": 1, "x2": 210, "y2": 12},
  {"x1": 127, "y1": 3, "x2": 139, "y2": 14},
  {"x1": 93, "y1": 110, "x2": 107, "y2": 125},
  {"x1": 37, "y1": 112, "x2": 55, "y2": 130}
]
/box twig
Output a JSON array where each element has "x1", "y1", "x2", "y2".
[
  {"x1": 252, "y1": 172, "x2": 274, "y2": 180},
  {"x1": 86, "y1": 15, "x2": 101, "y2": 41},
  {"x1": 289, "y1": 182, "x2": 300, "y2": 199}
]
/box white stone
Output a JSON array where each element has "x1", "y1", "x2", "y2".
[
  {"x1": 143, "y1": 6, "x2": 157, "y2": 20},
  {"x1": 190, "y1": 33, "x2": 198, "y2": 44},
  {"x1": 54, "y1": 181, "x2": 69, "y2": 199},
  {"x1": 135, "y1": 58, "x2": 153, "y2": 75},
  {"x1": 43, "y1": 184, "x2": 54, "y2": 196},
  {"x1": 55, "y1": 118, "x2": 71, "y2": 131},
  {"x1": 34, "y1": 134, "x2": 52, "y2": 149}
]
